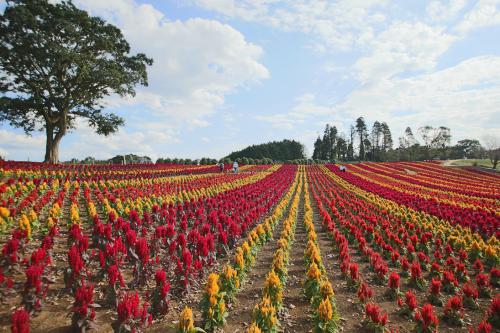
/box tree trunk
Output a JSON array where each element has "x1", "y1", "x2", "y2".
[{"x1": 44, "y1": 125, "x2": 63, "y2": 164}]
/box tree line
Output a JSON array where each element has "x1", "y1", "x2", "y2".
[
  {"x1": 225, "y1": 139, "x2": 306, "y2": 162},
  {"x1": 312, "y1": 117, "x2": 499, "y2": 168}
]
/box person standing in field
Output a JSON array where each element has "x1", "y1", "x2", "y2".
[
  {"x1": 219, "y1": 162, "x2": 224, "y2": 173},
  {"x1": 233, "y1": 161, "x2": 239, "y2": 174}
]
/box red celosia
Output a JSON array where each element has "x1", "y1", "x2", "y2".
[
  {"x1": 414, "y1": 303, "x2": 439, "y2": 332},
  {"x1": 444, "y1": 295, "x2": 464, "y2": 325},
  {"x1": 476, "y1": 273, "x2": 492, "y2": 297},
  {"x1": 365, "y1": 302, "x2": 388, "y2": 326},
  {"x1": 66, "y1": 245, "x2": 84, "y2": 288},
  {"x1": 476, "y1": 320, "x2": 492, "y2": 333},
  {"x1": 107, "y1": 264, "x2": 124, "y2": 287},
  {"x1": 71, "y1": 280, "x2": 97, "y2": 331},
  {"x1": 24, "y1": 264, "x2": 43, "y2": 294},
  {"x1": 442, "y1": 270, "x2": 458, "y2": 293},
  {"x1": 135, "y1": 238, "x2": 150, "y2": 265},
  {"x1": 429, "y1": 278, "x2": 441, "y2": 295},
  {"x1": 2, "y1": 238, "x2": 20, "y2": 264},
  {"x1": 491, "y1": 268, "x2": 500, "y2": 287},
  {"x1": 462, "y1": 282, "x2": 478, "y2": 299},
  {"x1": 151, "y1": 269, "x2": 171, "y2": 317},
  {"x1": 349, "y1": 263, "x2": 359, "y2": 281},
  {"x1": 11, "y1": 308, "x2": 30, "y2": 333},
  {"x1": 476, "y1": 273, "x2": 490, "y2": 287},
  {"x1": 358, "y1": 282, "x2": 373, "y2": 304},
  {"x1": 472, "y1": 259, "x2": 484, "y2": 274},
  {"x1": 388, "y1": 271, "x2": 400, "y2": 289},
  {"x1": 115, "y1": 292, "x2": 151, "y2": 331},
  {"x1": 411, "y1": 261, "x2": 422, "y2": 279},
  {"x1": 405, "y1": 290, "x2": 418, "y2": 311},
  {"x1": 125, "y1": 229, "x2": 137, "y2": 248}
]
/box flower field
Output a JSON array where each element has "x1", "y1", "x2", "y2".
[{"x1": 0, "y1": 161, "x2": 498, "y2": 332}]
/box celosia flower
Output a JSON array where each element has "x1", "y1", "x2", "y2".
[
  {"x1": 405, "y1": 290, "x2": 418, "y2": 311},
  {"x1": 414, "y1": 303, "x2": 439, "y2": 331},
  {"x1": 318, "y1": 298, "x2": 333, "y2": 321},
  {"x1": 388, "y1": 271, "x2": 400, "y2": 289},
  {"x1": 429, "y1": 278, "x2": 441, "y2": 295},
  {"x1": 307, "y1": 262, "x2": 321, "y2": 280},
  {"x1": 357, "y1": 282, "x2": 373, "y2": 303},
  {"x1": 178, "y1": 306, "x2": 194, "y2": 332},
  {"x1": 11, "y1": 308, "x2": 30, "y2": 333},
  {"x1": 247, "y1": 323, "x2": 262, "y2": 333},
  {"x1": 320, "y1": 281, "x2": 334, "y2": 299}
]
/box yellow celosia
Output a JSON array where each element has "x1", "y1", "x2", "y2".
[
  {"x1": 178, "y1": 306, "x2": 195, "y2": 332},
  {"x1": 307, "y1": 262, "x2": 321, "y2": 280},
  {"x1": 318, "y1": 298, "x2": 333, "y2": 321},
  {"x1": 247, "y1": 323, "x2": 262, "y2": 333},
  {"x1": 320, "y1": 281, "x2": 334, "y2": 299},
  {"x1": 206, "y1": 273, "x2": 220, "y2": 296},
  {"x1": 18, "y1": 214, "x2": 31, "y2": 238},
  {"x1": 235, "y1": 251, "x2": 245, "y2": 270},
  {"x1": 70, "y1": 203, "x2": 80, "y2": 224},
  {"x1": 0, "y1": 207, "x2": 10, "y2": 218},
  {"x1": 265, "y1": 270, "x2": 281, "y2": 289}
]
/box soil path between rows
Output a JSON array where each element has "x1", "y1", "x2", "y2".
[
  {"x1": 222, "y1": 208, "x2": 289, "y2": 333},
  {"x1": 280, "y1": 189, "x2": 310, "y2": 333}
]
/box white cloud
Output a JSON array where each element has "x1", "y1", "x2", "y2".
[
  {"x1": 0, "y1": 129, "x2": 45, "y2": 160},
  {"x1": 256, "y1": 94, "x2": 336, "y2": 130},
  {"x1": 193, "y1": 0, "x2": 389, "y2": 51},
  {"x1": 354, "y1": 21, "x2": 456, "y2": 82},
  {"x1": 455, "y1": 0, "x2": 500, "y2": 33},
  {"x1": 336, "y1": 56, "x2": 500, "y2": 142},
  {"x1": 426, "y1": 0, "x2": 467, "y2": 22},
  {"x1": 74, "y1": 0, "x2": 269, "y2": 131},
  {"x1": 59, "y1": 119, "x2": 181, "y2": 161}
]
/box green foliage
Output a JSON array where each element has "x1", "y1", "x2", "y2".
[
  {"x1": 109, "y1": 154, "x2": 152, "y2": 164},
  {"x1": 226, "y1": 139, "x2": 305, "y2": 161}
]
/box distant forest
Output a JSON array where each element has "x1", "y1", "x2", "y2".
[
  {"x1": 226, "y1": 139, "x2": 306, "y2": 162},
  {"x1": 312, "y1": 116, "x2": 499, "y2": 168}
]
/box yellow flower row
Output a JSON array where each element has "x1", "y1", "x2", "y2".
[
  {"x1": 233, "y1": 168, "x2": 300, "y2": 281},
  {"x1": 319, "y1": 165, "x2": 499, "y2": 260},
  {"x1": 249, "y1": 169, "x2": 303, "y2": 332},
  {"x1": 303, "y1": 171, "x2": 339, "y2": 332},
  {"x1": 177, "y1": 168, "x2": 299, "y2": 331}
]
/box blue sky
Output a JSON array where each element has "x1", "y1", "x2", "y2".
[{"x1": 1, "y1": 0, "x2": 500, "y2": 161}]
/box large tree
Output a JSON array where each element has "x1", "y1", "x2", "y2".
[
  {"x1": 347, "y1": 125, "x2": 355, "y2": 161},
  {"x1": 0, "y1": 0, "x2": 153, "y2": 163},
  {"x1": 483, "y1": 135, "x2": 499, "y2": 169},
  {"x1": 370, "y1": 121, "x2": 382, "y2": 161},
  {"x1": 312, "y1": 136, "x2": 322, "y2": 160},
  {"x1": 455, "y1": 139, "x2": 482, "y2": 159},
  {"x1": 418, "y1": 126, "x2": 451, "y2": 159},
  {"x1": 355, "y1": 117, "x2": 368, "y2": 160}
]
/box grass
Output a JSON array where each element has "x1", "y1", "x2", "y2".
[{"x1": 448, "y1": 159, "x2": 494, "y2": 168}]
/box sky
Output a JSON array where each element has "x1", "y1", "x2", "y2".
[{"x1": 1, "y1": 0, "x2": 500, "y2": 161}]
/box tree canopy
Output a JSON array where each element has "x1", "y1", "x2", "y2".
[
  {"x1": 0, "y1": 0, "x2": 153, "y2": 163},
  {"x1": 226, "y1": 139, "x2": 306, "y2": 161}
]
